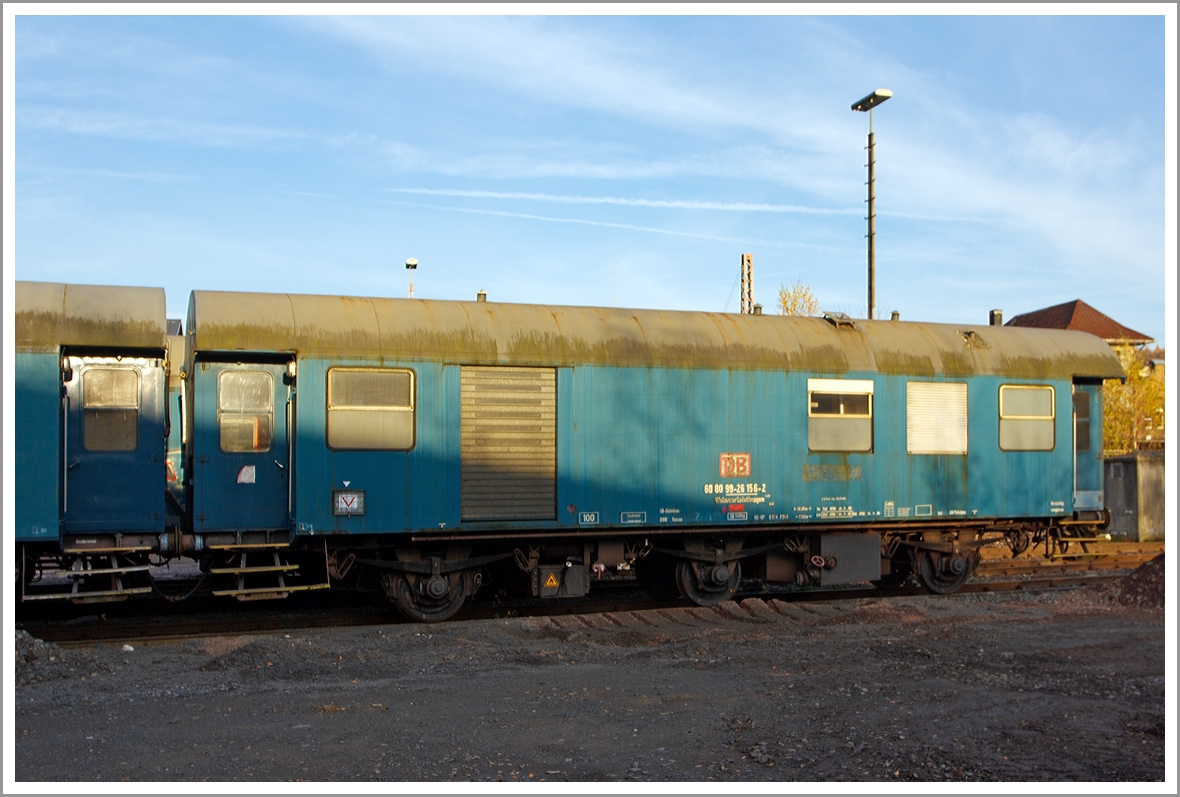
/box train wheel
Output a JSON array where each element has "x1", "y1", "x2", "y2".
[
  {"x1": 633, "y1": 552, "x2": 681, "y2": 601},
  {"x1": 916, "y1": 551, "x2": 971, "y2": 595},
  {"x1": 675, "y1": 559, "x2": 741, "y2": 606},
  {"x1": 387, "y1": 571, "x2": 470, "y2": 623}
]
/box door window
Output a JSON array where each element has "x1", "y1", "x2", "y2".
[
  {"x1": 83, "y1": 368, "x2": 139, "y2": 451},
  {"x1": 1073, "y1": 392, "x2": 1091, "y2": 453},
  {"x1": 218, "y1": 371, "x2": 274, "y2": 452}
]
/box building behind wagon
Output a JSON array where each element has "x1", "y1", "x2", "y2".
[{"x1": 1104, "y1": 451, "x2": 1165, "y2": 542}]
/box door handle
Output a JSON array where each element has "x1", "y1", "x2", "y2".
[
  {"x1": 68, "y1": 461, "x2": 80, "y2": 471},
  {"x1": 274, "y1": 460, "x2": 285, "y2": 471}
]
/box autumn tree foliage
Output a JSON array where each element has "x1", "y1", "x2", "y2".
[
  {"x1": 777, "y1": 281, "x2": 821, "y2": 316},
  {"x1": 1104, "y1": 345, "x2": 1165, "y2": 455}
]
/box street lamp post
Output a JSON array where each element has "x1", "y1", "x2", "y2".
[
  {"x1": 851, "y1": 88, "x2": 892, "y2": 321},
  {"x1": 406, "y1": 257, "x2": 418, "y2": 299}
]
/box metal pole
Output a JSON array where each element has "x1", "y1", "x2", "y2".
[{"x1": 867, "y1": 127, "x2": 875, "y2": 321}]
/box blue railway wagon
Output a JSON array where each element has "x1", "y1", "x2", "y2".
[
  {"x1": 183, "y1": 290, "x2": 1122, "y2": 620},
  {"x1": 16, "y1": 282, "x2": 170, "y2": 602}
]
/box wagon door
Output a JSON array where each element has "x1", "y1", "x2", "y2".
[
  {"x1": 192, "y1": 360, "x2": 292, "y2": 532},
  {"x1": 62, "y1": 356, "x2": 166, "y2": 533},
  {"x1": 1072, "y1": 383, "x2": 1103, "y2": 511}
]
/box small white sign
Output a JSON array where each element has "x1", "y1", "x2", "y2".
[
  {"x1": 236, "y1": 466, "x2": 255, "y2": 484},
  {"x1": 334, "y1": 490, "x2": 365, "y2": 516}
]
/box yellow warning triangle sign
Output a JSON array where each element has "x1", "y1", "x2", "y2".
[{"x1": 544, "y1": 572, "x2": 560, "y2": 588}]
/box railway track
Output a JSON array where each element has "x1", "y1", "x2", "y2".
[
  {"x1": 18, "y1": 540, "x2": 1160, "y2": 647},
  {"x1": 21, "y1": 563, "x2": 1148, "y2": 648}
]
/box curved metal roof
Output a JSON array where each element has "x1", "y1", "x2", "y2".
[
  {"x1": 187, "y1": 290, "x2": 1124, "y2": 380},
  {"x1": 16, "y1": 281, "x2": 167, "y2": 353}
]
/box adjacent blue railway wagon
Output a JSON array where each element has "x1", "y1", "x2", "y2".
[
  {"x1": 15, "y1": 282, "x2": 1123, "y2": 619},
  {"x1": 16, "y1": 282, "x2": 170, "y2": 602}
]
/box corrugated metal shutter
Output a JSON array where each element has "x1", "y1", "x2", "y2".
[
  {"x1": 907, "y1": 382, "x2": 968, "y2": 454},
  {"x1": 461, "y1": 366, "x2": 556, "y2": 520}
]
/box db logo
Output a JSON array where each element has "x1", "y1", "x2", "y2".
[{"x1": 719, "y1": 452, "x2": 750, "y2": 478}]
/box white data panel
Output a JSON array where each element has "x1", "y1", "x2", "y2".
[{"x1": 907, "y1": 382, "x2": 968, "y2": 454}]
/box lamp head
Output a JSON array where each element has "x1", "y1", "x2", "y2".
[
  {"x1": 851, "y1": 88, "x2": 893, "y2": 112},
  {"x1": 405, "y1": 257, "x2": 418, "y2": 270}
]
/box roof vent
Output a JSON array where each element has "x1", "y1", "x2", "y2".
[
  {"x1": 989, "y1": 309, "x2": 1003, "y2": 326},
  {"x1": 822, "y1": 311, "x2": 857, "y2": 330},
  {"x1": 476, "y1": 290, "x2": 487, "y2": 302},
  {"x1": 959, "y1": 329, "x2": 990, "y2": 349}
]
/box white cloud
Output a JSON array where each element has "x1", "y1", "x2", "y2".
[
  {"x1": 18, "y1": 106, "x2": 310, "y2": 148},
  {"x1": 373, "y1": 198, "x2": 803, "y2": 249},
  {"x1": 388, "y1": 187, "x2": 859, "y2": 216}
]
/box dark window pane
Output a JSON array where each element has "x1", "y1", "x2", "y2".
[
  {"x1": 810, "y1": 393, "x2": 842, "y2": 415},
  {"x1": 1072, "y1": 392, "x2": 1090, "y2": 421},
  {"x1": 220, "y1": 412, "x2": 273, "y2": 453},
  {"x1": 841, "y1": 394, "x2": 871, "y2": 416},
  {"x1": 810, "y1": 392, "x2": 871, "y2": 417},
  {"x1": 84, "y1": 409, "x2": 138, "y2": 451},
  {"x1": 1075, "y1": 420, "x2": 1091, "y2": 453}
]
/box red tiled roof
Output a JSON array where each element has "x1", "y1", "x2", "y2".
[{"x1": 1006, "y1": 299, "x2": 1153, "y2": 344}]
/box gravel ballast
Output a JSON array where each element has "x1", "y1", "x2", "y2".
[{"x1": 14, "y1": 576, "x2": 1165, "y2": 782}]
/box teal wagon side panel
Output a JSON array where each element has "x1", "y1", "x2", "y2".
[
  {"x1": 15, "y1": 352, "x2": 61, "y2": 542},
  {"x1": 561, "y1": 365, "x2": 793, "y2": 530},
  {"x1": 292, "y1": 358, "x2": 454, "y2": 535}
]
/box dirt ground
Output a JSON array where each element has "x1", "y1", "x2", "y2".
[{"x1": 14, "y1": 566, "x2": 1167, "y2": 783}]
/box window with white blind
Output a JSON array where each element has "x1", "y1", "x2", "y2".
[{"x1": 906, "y1": 382, "x2": 968, "y2": 454}]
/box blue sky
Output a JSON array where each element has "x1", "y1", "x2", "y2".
[{"x1": 11, "y1": 12, "x2": 1171, "y2": 343}]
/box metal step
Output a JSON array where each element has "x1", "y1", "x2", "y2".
[
  {"x1": 22, "y1": 586, "x2": 153, "y2": 602},
  {"x1": 62, "y1": 546, "x2": 152, "y2": 554},
  {"x1": 211, "y1": 583, "x2": 329, "y2": 600},
  {"x1": 63, "y1": 565, "x2": 151, "y2": 578},
  {"x1": 209, "y1": 564, "x2": 299, "y2": 575}
]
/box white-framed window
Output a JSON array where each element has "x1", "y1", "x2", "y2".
[
  {"x1": 327, "y1": 367, "x2": 415, "y2": 451},
  {"x1": 907, "y1": 381, "x2": 968, "y2": 454},
  {"x1": 999, "y1": 385, "x2": 1055, "y2": 451},
  {"x1": 807, "y1": 378, "x2": 874, "y2": 453}
]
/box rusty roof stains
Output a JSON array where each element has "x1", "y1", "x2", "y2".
[
  {"x1": 188, "y1": 290, "x2": 1125, "y2": 381},
  {"x1": 1006, "y1": 299, "x2": 1153, "y2": 346},
  {"x1": 16, "y1": 281, "x2": 167, "y2": 353}
]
